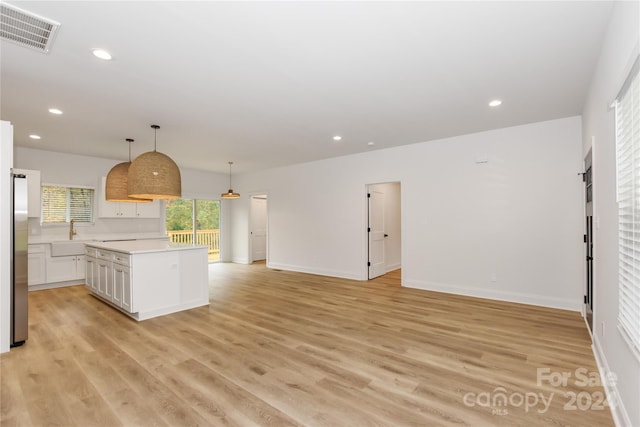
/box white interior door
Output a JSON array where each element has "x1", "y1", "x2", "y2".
[
  {"x1": 368, "y1": 189, "x2": 386, "y2": 279},
  {"x1": 251, "y1": 196, "x2": 267, "y2": 262}
]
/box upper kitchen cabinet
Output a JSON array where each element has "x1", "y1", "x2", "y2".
[
  {"x1": 98, "y1": 177, "x2": 160, "y2": 219},
  {"x1": 12, "y1": 168, "x2": 41, "y2": 218}
]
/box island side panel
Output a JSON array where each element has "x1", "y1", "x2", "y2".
[
  {"x1": 178, "y1": 247, "x2": 209, "y2": 306},
  {"x1": 131, "y1": 251, "x2": 180, "y2": 313}
]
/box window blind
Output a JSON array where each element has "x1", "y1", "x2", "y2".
[
  {"x1": 41, "y1": 185, "x2": 94, "y2": 224},
  {"x1": 616, "y1": 57, "x2": 640, "y2": 357}
]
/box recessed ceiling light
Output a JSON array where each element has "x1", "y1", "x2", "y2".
[
  {"x1": 489, "y1": 99, "x2": 502, "y2": 107},
  {"x1": 92, "y1": 48, "x2": 112, "y2": 60},
  {"x1": 367, "y1": 142, "x2": 375, "y2": 146},
  {"x1": 29, "y1": 134, "x2": 41, "y2": 140},
  {"x1": 333, "y1": 136, "x2": 342, "y2": 141},
  {"x1": 48, "y1": 108, "x2": 63, "y2": 115}
]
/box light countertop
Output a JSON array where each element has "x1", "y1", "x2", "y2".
[
  {"x1": 28, "y1": 233, "x2": 169, "y2": 245},
  {"x1": 85, "y1": 240, "x2": 208, "y2": 254}
]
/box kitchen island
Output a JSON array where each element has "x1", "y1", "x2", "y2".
[{"x1": 85, "y1": 240, "x2": 209, "y2": 320}]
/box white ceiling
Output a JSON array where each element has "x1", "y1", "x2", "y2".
[{"x1": 1, "y1": 1, "x2": 613, "y2": 174}]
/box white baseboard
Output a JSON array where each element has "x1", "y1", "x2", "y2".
[
  {"x1": 592, "y1": 335, "x2": 632, "y2": 427},
  {"x1": 28, "y1": 280, "x2": 84, "y2": 291},
  {"x1": 267, "y1": 262, "x2": 361, "y2": 281},
  {"x1": 385, "y1": 263, "x2": 401, "y2": 273},
  {"x1": 403, "y1": 278, "x2": 581, "y2": 311}
]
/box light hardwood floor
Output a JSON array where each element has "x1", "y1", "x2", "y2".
[{"x1": 1, "y1": 263, "x2": 613, "y2": 426}]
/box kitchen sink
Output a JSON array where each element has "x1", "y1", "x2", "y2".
[{"x1": 50, "y1": 240, "x2": 96, "y2": 257}]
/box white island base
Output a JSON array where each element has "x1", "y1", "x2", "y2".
[{"x1": 85, "y1": 241, "x2": 209, "y2": 321}]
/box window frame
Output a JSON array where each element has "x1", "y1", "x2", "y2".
[
  {"x1": 40, "y1": 183, "x2": 96, "y2": 226},
  {"x1": 615, "y1": 56, "x2": 640, "y2": 361}
]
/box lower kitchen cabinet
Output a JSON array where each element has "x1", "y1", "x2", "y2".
[
  {"x1": 113, "y1": 264, "x2": 131, "y2": 311},
  {"x1": 45, "y1": 255, "x2": 85, "y2": 283},
  {"x1": 28, "y1": 244, "x2": 46, "y2": 286},
  {"x1": 90, "y1": 248, "x2": 132, "y2": 312},
  {"x1": 85, "y1": 255, "x2": 98, "y2": 292}
]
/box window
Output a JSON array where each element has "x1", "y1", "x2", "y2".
[
  {"x1": 165, "y1": 198, "x2": 220, "y2": 262},
  {"x1": 41, "y1": 184, "x2": 94, "y2": 224},
  {"x1": 616, "y1": 57, "x2": 640, "y2": 357}
]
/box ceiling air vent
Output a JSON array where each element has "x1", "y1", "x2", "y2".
[{"x1": 0, "y1": 2, "x2": 60, "y2": 53}]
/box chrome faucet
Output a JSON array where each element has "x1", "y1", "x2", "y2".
[{"x1": 69, "y1": 219, "x2": 77, "y2": 240}]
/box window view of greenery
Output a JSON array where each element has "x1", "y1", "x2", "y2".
[
  {"x1": 41, "y1": 185, "x2": 94, "y2": 224},
  {"x1": 166, "y1": 199, "x2": 220, "y2": 261}
]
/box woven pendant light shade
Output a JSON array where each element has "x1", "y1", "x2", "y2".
[
  {"x1": 105, "y1": 138, "x2": 152, "y2": 203},
  {"x1": 127, "y1": 124, "x2": 182, "y2": 200},
  {"x1": 128, "y1": 151, "x2": 182, "y2": 199},
  {"x1": 105, "y1": 162, "x2": 152, "y2": 202}
]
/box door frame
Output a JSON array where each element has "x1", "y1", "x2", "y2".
[
  {"x1": 366, "y1": 182, "x2": 402, "y2": 280},
  {"x1": 249, "y1": 193, "x2": 268, "y2": 264},
  {"x1": 583, "y1": 148, "x2": 594, "y2": 333}
]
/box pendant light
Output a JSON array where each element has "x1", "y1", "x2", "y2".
[
  {"x1": 221, "y1": 161, "x2": 240, "y2": 199},
  {"x1": 105, "y1": 139, "x2": 152, "y2": 203},
  {"x1": 128, "y1": 125, "x2": 182, "y2": 200}
]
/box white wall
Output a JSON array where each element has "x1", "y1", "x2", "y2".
[
  {"x1": 368, "y1": 182, "x2": 401, "y2": 272},
  {"x1": 581, "y1": 2, "x2": 640, "y2": 426},
  {"x1": 1, "y1": 121, "x2": 14, "y2": 353},
  {"x1": 14, "y1": 147, "x2": 228, "y2": 241},
  {"x1": 233, "y1": 116, "x2": 584, "y2": 310}
]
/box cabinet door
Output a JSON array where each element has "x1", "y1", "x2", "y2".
[
  {"x1": 97, "y1": 259, "x2": 110, "y2": 298},
  {"x1": 119, "y1": 265, "x2": 132, "y2": 312},
  {"x1": 75, "y1": 255, "x2": 86, "y2": 280},
  {"x1": 118, "y1": 203, "x2": 136, "y2": 217},
  {"x1": 135, "y1": 200, "x2": 160, "y2": 218},
  {"x1": 112, "y1": 264, "x2": 122, "y2": 307},
  {"x1": 13, "y1": 168, "x2": 41, "y2": 218},
  {"x1": 28, "y1": 252, "x2": 46, "y2": 286},
  {"x1": 113, "y1": 264, "x2": 130, "y2": 309},
  {"x1": 85, "y1": 257, "x2": 95, "y2": 291},
  {"x1": 46, "y1": 256, "x2": 77, "y2": 283}
]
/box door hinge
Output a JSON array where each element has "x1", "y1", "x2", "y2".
[
  {"x1": 368, "y1": 227, "x2": 371, "y2": 232},
  {"x1": 367, "y1": 193, "x2": 371, "y2": 198},
  {"x1": 368, "y1": 262, "x2": 371, "y2": 267},
  {"x1": 584, "y1": 295, "x2": 588, "y2": 304},
  {"x1": 584, "y1": 234, "x2": 587, "y2": 243}
]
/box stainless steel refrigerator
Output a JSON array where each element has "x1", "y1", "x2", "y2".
[{"x1": 11, "y1": 173, "x2": 28, "y2": 347}]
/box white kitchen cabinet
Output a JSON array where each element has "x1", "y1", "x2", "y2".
[
  {"x1": 46, "y1": 255, "x2": 85, "y2": 283},
  {"x1": 100, "y1": 199, "x2": 136, "y2": 217},
  {"x1": 90, "y1": 247, "x2": 132, "y2": 311},
  {"x1": 98, "y1": 177, "x2": 160, "y2": 218},
  {"x1": 85, "y1": 241, "x2": 208, "y2": 321},
  {"x1": 113, "y1": 264, "x2": 131, "y2": 311},
  {"x1": 133, "y1": 200, "x2": 160, "y2": 218},
  {"x1": 13, "y1": 168, "x2": 41, "y2": 218},
  {"x1": 85, "y1": 255, "x2": 97, "y2": 292},
  {"x1": 28, "y1": 244, "x2": 46, "y2": 286}
]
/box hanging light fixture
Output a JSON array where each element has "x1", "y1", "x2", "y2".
[
  {"x1": 221, "y1": 161, "x2": 240, "y2": 199},
  {"x1": 128, "y1": 124, "x2": 182, "y2": 200},
  {"x1": 105, "y1": 139, "x2": 152, "y2": 203}
]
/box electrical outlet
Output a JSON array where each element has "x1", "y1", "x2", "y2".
[{"x1": 602, "y1": 321, "x2": 605, "y2": 337}]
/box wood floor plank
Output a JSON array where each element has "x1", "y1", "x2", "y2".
[{"x1": 0, "y1": 264, "x2": 613, "y2": 426}]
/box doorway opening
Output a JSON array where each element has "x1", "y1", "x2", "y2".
[
  {"x1": 250, "y1": 194, "x2": 268, "y2": 264},
  {"x1": 584, "y1": 149, "x2": 593, "y2": 332},
  {"x1": 367, "y1": 182, "x2": 401, "y2": 281}
]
